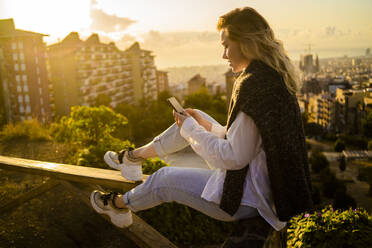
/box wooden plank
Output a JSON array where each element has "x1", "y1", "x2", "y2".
[
  {"x1": 0, "y1": 179, "x2": 60, "y2": 215},
  {"x1": 62, "y1": 181, "x2": 178, "y2": 248},
  {"x1": 0, "y1": 155, "x2": 148, "y2": 191}
]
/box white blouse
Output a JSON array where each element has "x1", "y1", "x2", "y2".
[{"x1": 180, "y1": 111, "x2": 287, "y2": 231}]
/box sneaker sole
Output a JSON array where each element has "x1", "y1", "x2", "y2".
[{"x1": 90, "y1": 192, "x2": 133, "y2": 228}]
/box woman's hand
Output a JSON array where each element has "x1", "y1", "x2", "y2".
[
  {"x1": 173, "y1": 110, "x2": 190, "y2": 128},
  {"x1": 184, "y1": 108, "x2": 212, "y2": 131}
]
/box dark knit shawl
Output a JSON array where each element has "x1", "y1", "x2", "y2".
[{"x1": 219, "y1": 59, "x2": 313, "y2": 222}]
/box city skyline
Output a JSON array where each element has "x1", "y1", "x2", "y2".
[{"x1": 1, "y1": 0, "x2": 371, "y2": 68}]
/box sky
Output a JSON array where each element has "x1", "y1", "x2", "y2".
[{"x1": 0, "y1": 0, "x2": 371, "y2": 68}]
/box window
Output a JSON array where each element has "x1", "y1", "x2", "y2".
[
  {"x1": 18, "y1": 95, "x2": 23, "y2": 103},
  {"x1": 20, "y1": 116, "x2": 25, "y2": 121},
  {"x1": 39, "y1": 88, "x2": 42, "y2": 95},
  {"x1": 35, "y1": 57, "x2": 38, "y2": 64},
  {"x1": 21, "y1": 64, "x2": 26, "y2": 71},
  {"x1": 17, "y1": 86, "x2": 22, "y2": 92},
  {"x1": 41, "y1": 108, "x2": 45, "y2": 115},
  {"x1": 12, "y1": 42, "x2": 17, "y2": 49},
  {"x1": 26, "y1": 105, "x2": 31, "y2": 113},
  {"x1": 24, "y1": 84, "x2": 28, "y2": 92},
  {"x1": 22, "y1": 75, "x2": 27, "y2": 82},
  {"x1": 18, "y1": 42, "x2": 23, "y2": 49},
  {"x1": 25, "y1": 95, "x2": 30, "y2": 102},
  {"x1": 14, "y1": 64, "x2": 19, "y2": 71},
  {"x1": 13, "y1": 53, "x2": 18, "y2": 61},
  {"x1": 27, "y1": 116, "x2": 32, "y2": 120},
  {"x1": 40, "y1": 98, "x2": 44, "y2": 105},
  {"x1": 19, "y1": 106, "x2": 24, "y2": 113},
  {"x1": 16, "y1": 75, "x2": 20, "y2": 82},
  {"x1": 20, "y1": 53, "x2": 24, "y2": 60},
  {"x1": 36, "y1": 67, "x2": 40, "y2": 74},
  {"x1": 37, "y1": 78, "x2": 41, "y2": 85}
]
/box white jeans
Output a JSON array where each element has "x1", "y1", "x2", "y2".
[{"x1": 123, "y1": 110, "x2": 259, "y2": 221}]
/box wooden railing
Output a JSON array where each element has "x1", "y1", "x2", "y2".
[{"x1": 0, "y1": 155, "x2": 177, "y2": 248}]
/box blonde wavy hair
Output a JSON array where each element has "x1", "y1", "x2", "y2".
[{"x1": 217, "y1": 7, "x2": 299, "y2": 95}]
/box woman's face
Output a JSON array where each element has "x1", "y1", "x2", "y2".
[{"x1": 220, "y1": 29, "x2": 250, "y2": 73}]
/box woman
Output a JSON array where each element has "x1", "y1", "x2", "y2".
[{"x1": 90, "y1": 6, "x2": 313, "y2": 237}]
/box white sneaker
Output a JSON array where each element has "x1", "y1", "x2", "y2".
[
  {"x1": 90, "y1": 190, "x2": 133, "y2": 228},
  {"x1": 104, "y1": 149, "x2": 143, "y2": 181}
]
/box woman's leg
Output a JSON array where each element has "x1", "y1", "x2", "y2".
[
  {"x1": 121, "y1": 166, "x2": 259, "y2": 222},
  {"x1": 132, "y1": 110, "x2": 221, "y2": 160}
]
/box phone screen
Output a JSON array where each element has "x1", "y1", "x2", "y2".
[{"x1": 167, "y1": 97, "x2": 185, "y2": 113}]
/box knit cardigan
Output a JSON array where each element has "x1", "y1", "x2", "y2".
[{"x1": 219, "y1": 59, "x2": 313, "y2": 222}]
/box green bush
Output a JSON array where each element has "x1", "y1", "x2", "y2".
[
  {"x1": 368, "y1": 140, "x2": 372, "y2": 150},
  {"x1": 0, "y1": 119, "x2": 50, "y2": 142},
  {"x1": 338, "y1": 134, "x2": 368, "y2": 150},
  {"x1": 309, "y1": 150, "x2": 330, "y2": 173},
  {"x1": 287, "y1": 205, "x2": 372, "y2": 247},
  {"x1": 333, "y1": 138, "x2": 346, "y2": 152}
]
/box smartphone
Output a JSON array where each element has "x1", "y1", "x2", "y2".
[{"x1": 167, "y1": 97, "x2": 185, "y2": 114}]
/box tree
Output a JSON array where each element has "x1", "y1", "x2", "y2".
[
  {"x1": 338, "y1": 155, "x2": 346, "y2": 171},
  {"x1": 334, "y1": 138, "x2": 346, "y2": 152},
  {"x1": 362, "y1": 110, "x2": 372, "y2": 138},
  {"x1": 94, "y1": 93, "x2": 111, "y2": 107},
  {"x1": 358, "y1": 166, "x2": 372, "y2": 196},
  {"x1": 309, "y1": 149, "x2": 330, "y2": 173},
  {"x1": 68, "y1": 105, "x2": 127, "y2": 145}
]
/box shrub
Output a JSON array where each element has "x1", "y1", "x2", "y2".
[
  {"x1": 368, "y1": 140, "x2": 372, "y2": 150},
  {"x1": 320, "y1": 168, "x2": 345, "y2": 198},
  {"x1": 338, "y1": 134, "x2": 368, "y2": 150},
  {"x1": 287, "y1": 206, "x2": 372, "y2": 248},
  {"x1": 333, "y1": 191, "x2": 357, "y2": 211},
  {"x1": 333, "y1": 138, "x2": 346, "y2": 152},
  {"x1": 358, "y1": 165, "x2": 372, "y2": 196},
  {"x1": 311, "y1": 185, "x2": 321, "y2": 205},
  {"x1": 0, "y1": 119, "x2": 50, "y2": 142},
  {"x1": 309, "y1": 149, "x2": 329, "y2": 173},
  {"x1": 338, "y1": 155, "x2": 346, "y2": 172}
]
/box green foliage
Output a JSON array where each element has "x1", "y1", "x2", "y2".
[
  {"x1": 114, "y1": 91, "x2": 174, "y2": 144},
  {"x1": 358, "y1": 165, "x2": 372, "y2": 196},
  {"x1": 136, "y1": 158, "x2": 233, "y2": 245},
  {"x1": 338, "y1": 155, "x2": 346, "y2": 171},
  {"x1": 309, "y1": 149, "x2": 330, "y2": 173},
  {"x1": 333, "y1": 191, "x2": 357, "y2": 211},
  {"x1": 338, "y1": 133, "x2": 368, "y2": 150},
  {"x1": 287, "y1": 206, "x2": 372, "y2": 247},
  {"x1": 76, "y1": 137, "x2": 131, "y2": 169},
  {"x1": 368, "y1": 140, "x2": 372, "y2": 150},
  {"x1": 320, "y1": 168, "x2": 345, "y2": 198},
  {"x1": 183, "y1": 88, "x2": 227, "y2": 125},
  {"x1": 304, "y1": 122, "x2": 324, "y2": 137},
  {"x1": 362, "y1": 110, "x2": 372, "y2": 138},
  {"x1": 51, "y1": 105, "x2": 127, "y2": 146},
  {"x1": 0, "y1": 119, "x2": 51, "y2": 142},
  {"x1": 94, "y1": 93, "x2": 111, "y2": 107},
  {"x1": 333, "y1": 138, "x2": 346, "y2": 152}
]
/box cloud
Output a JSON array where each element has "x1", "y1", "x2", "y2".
[
  {"x1": 90, "y1": 7, "x2": 136, "y2": 33},
  {"x1": 138, "y1": 30, "x2": 223, "y2": 68}
]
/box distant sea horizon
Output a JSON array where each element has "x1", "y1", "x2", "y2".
[{"x1": 160, "y1": 47, "x2": 370, "y2": 70}]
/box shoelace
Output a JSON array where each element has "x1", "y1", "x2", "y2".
[{"x1": 100, "y1": 191, "x2": 116, "y2": 206}]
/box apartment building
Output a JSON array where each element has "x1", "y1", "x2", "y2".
[
  {"x1": 125, "y1": 42, "x2": 158, "y2": 103},
  {"x1": 156, "y1": 70, "x2": 169, "y2": 96},
  {"x1": 47, "y1": 32, "x2": 134, "y2": 116},
  {"x1": 0, "y1": 19, "x2": 53, "y2": 123},
  {"x1": 308, "y1": 92, "x2": 335, "y2": 130},
  {"x1": 187, "y1": 74, "x2": 206, "y2": 95},
  {"x1": 335, "y1": 88, "x2": 365, "y2": 134}
]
